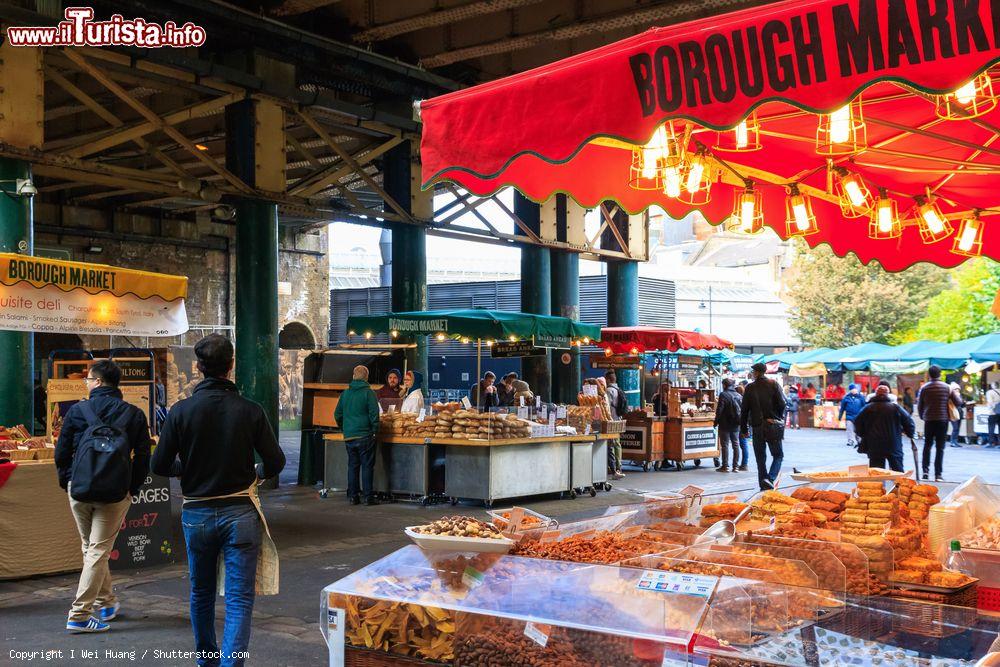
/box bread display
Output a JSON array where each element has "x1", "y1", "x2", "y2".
[{"x1": 379, "y1": 410, "x2": 532, "y2": 440}]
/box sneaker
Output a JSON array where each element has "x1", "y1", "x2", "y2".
[
  {"x1": 950, "y1": 443, "x2": 963, "y2": 448},
  {"x1": 715, "y1": 467, "x2": 730, "y2": 473},
  {"x1": 67, "y1": 617, "x2": 109, "y2": 633},
  {"x1": 364, "y1": 497, "x2": 379, "y2": 506},
  {"x1": 922, "y1": 472, "x2": 929, "y2": 480},
  {"x1": 759, "y1": 479, "x2": 774, "y2": 491},
  {"x1": 739, "y1": 465, "x2": 748, "y2": 471},
  {"x1": 613, "y1": 471, "x2": 626, "y2": 480},
  {"x1": 935, "y1": 476, "x2": 944, "y2": 482},
  {"x1": 731, "y1": 468, "x2": 740, "y2": 473},
  {"x1": 98, "y1": 603, "x2": 120, "y2": 622},
  {"x1": 348, "y1": 495, "x2": 360, "y2": 506}
]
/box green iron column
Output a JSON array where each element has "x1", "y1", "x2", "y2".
[
  {"x1": 0, "y1": 158, "x2": 34, "y2": 427},
  {"x1": 514, "y1": 191, "x2": 551, "y2": 400},
  {"x1": 606, "y1": 208, "x2": 640, "y2": 407},
  {"x1": 549, "y1": 195, "x2": 580, "y2": 404},
  {"x1": 226, "y1": 98, "x2": 279, "y2": 452},
  {"x1": 383, "y1": 141, "x2": 428, "y2": 380}
]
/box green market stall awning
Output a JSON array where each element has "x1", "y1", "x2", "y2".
[
  {"x1": 925, "y1": 333, "x2": 1000, "y2": 368},
  {"x1": 419, "y1": 0, "x2": 1000, "y2": 270},
  {"x1": 346, "y1": 309, "x2": 601, "y2": 345},
  {"x1": 761, "y1": 347, "x2": 833, "y2": 371},
  {"x1": 810, "y1": 342, "x2": 895, "y2": 371},
  {"x1": 865, "y1": 339, "x2": 942, "y2": 373}
]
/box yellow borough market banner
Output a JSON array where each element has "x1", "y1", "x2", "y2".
[{"x1": 0, "y1": 253, "x2": 188, "y2": 336}]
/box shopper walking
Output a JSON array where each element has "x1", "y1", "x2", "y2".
[
  {"x1": 333, "y1": 365, "x2": 381, "y2": 505},
  {"x1": 838, "y1": 384, "x2": 866, "y2": 448},
  {"x1": 152, "y1": 334, "x2": 286, "y2": 667},
  {"x1": 739, "y1": 363, "x2": 787, "y2": 490},
  {"x1": 901, "y1": 387, "x2": 915, "y2": 415},
  {"x1": 986, "y1": 382, "x2": 1000, "y2": 448},
  {"x1": 714, "y1": 378, "x2": 743, "y2": 472},
  {"x1": 948, "y1": 382, "x2": 966, "y2": 448},
  {"x1": 785, "y1": 385, "x2": 800, "y2": 430},
  {"x1": 55, "y1": 360, "x2": 151, "y2": 634},
  {"x1": 854, "y1": 385, "x2": 915, "y2": 472},
  {"x1": 735, "y1": 382, "x2": 750, "y2": 470},
  {"x1": 605, "y1": 371, "x2": 629, "y2": 479},
  {"x1": 918, "y1": 365, "x2": 964, "y2": 482}
]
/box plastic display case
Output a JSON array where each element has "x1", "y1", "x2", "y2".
[{"x1": 321, "y1": 546, "x2": 708, "y2": 666}]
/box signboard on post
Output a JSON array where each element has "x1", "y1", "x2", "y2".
[
  {"x1": 620, "y1": 427, "x2": 645, "y2": 453},
  {"x1": 591, "y1": 355, "x2": 642, "y2": 370},
  {"x1": 491, "y1": 340, "x2": 547, "y2": 358},
  {"x1": 533, "y1": 335, "x2": 571, "y2": 350},
  {"x1": 110, "y1": 472, "x2": 175, "y2": 570}
]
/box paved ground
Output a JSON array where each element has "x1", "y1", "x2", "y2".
[{"x1": 3, "y1": 428, "x2": 998, "y2": 666}]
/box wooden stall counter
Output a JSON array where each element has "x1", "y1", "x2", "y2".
[{"x1": 664, "y1": 416, "x2": 719, "y2": 470}]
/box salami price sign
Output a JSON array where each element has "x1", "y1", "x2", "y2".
[{"x1": 110, "y1": 473, "x2": 175, "y2": 570}]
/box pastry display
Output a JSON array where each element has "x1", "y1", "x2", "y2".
[
  {"x1": 960, "y1": 516, "x2": 1000, "y2": 551},
  {"x1": 895, "y1": 478, "x2": 940, "y2": 526},
  {"x1": 379, "y1": 410, "x2": 533, "y2": 440},
  {"x1": 511, "y1": 532, "x2": 665, "y2": 564},
  {"x1": 698, "y1": 502, "x2": 748, "y2": 528}
]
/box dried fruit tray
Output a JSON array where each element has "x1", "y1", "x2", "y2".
[{"x1": 404, "y1": 528, "x2": 514, "y2": 553}]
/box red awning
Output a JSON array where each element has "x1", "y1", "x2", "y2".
[
  {"x1": 599, "y1": 326, "x2": 733, "y2": 354},
  {"x1": 419, "y1": 0, "x2": 1000, "y2": 270}
]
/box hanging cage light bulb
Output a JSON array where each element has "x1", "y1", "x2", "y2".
[
  {"x1": 784, "y1": 184, "x2": 818, "y2": 237},
  {"x1": 727, "y1": 180, "x2": 764, "y2": 235},
  {"x1": 952, "y1": 212, "x2": 985, "y2": 257},
  {"x1": 714, "y1": 112, "x2": 762, "y2": 152},
  {"x1": 678, "y1": 147, "x2": 714, "y2": 205},
  {"x1": 869, "y1": 188, "x2": 902, "y2": 239},
  {"x1": 663, "y1": 164, "x2": 682, "y2": 198},
  {"x1": 833, "y1": 167, "x2": 875, "y2": 218},
  {"x1": 436, "y1": 332, "x2": 446, "y2": 341},
  {"x1": 817, "y1": 99, "x2": 867, "y2": 155},
  {"x1": 936, "y1": 72, "x2": 998, "y2": 120},
  {"x1": 629, "y1": 122, "x2": 680, "y2": 190},
  {"x1": 914, "y1": 196, "x2": 953, "y2": 243}
]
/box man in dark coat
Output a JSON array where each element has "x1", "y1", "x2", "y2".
[
  {"x1": 714, "y1": 378, "x2": 743, "y2": 473},
  {"x1": 739, "y1": 363, "x2": 787, "y2": 490},
  {"x1": 855, "y1": 385, "x2": 915, "y2": 472}
]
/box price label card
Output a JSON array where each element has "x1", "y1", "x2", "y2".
[
  {"x1": 539, "y1": 406, "x2": 548, "y2": 420},
  {"x1": 517, "y1": 406, "x2": 529, "y2": 419},
  {"x1": 722, "y1": 494, "x2": 740, "y2": 503},
  {"x1": 582, "y1": 385, "x2": 598, "y2": 397},
  {"x1": 536, "y1": 396, "x2": 542, "y2": 409},
  {"x1": 461, "y1": 396, "x2": 472, "y2": 409},
  {"x1": 462, "y1": 566, "x2": 485, "y2": 589},
  {"x1": 539, "y1": 529, "x2": 561, "y2": 543},
  {"x1": 636, "y1": 570, "x2": 719, "y2": 598},
  {"x1": 416, "y1": 408, "x2": 426, "y2": 423},
  {"x1": 325, "y1": 605, "x2": 346, "y2": 667},
  {"x1": 524, "y1": 622, "x2": 550, "y2": 647},
  {"x1": 548, "y1": 412, "x2": 556, "y2": 426},
  {"x1": 849, "y1": 464, "x2": 870, "y2": 476},
  {"x1": 556, "y1": 405, "x2": 567, "y2": 419},
  {"x1": 378, "y1": 402, "x2": 384, "y2": 415},
  {"x1": 519, "y1": 395, "x2": 525, "y2": 407},
  {"x1": 388, "y1": 404, "x2": 396, "y2": 413},
  {"x1": 679, "y1": 484, "x2": 704, "y2": 497},
  {"x1": 505, "y1": 508, "x2": 526, "y2": 533}
]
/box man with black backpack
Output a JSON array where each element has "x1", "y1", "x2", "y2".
[
  {"x1": 54, "y1": 360, "x2": 151, "y2": 633},
  {"x1": 605, "y1": 371, "x2": 629, "y2": 480}
]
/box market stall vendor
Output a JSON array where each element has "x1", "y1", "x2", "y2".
[
  {"x1": 401, "y1": 371, "x2": 424, "y2": 414},
  {"x1": 376, "y1": 368, "x2": 404, "y2": 411},
  {"x1": 496, "y1": 372, "x2": 518, "y2": 406},
  {"x1": 470, "y1": 372, "x2": 499, "y2": 409}
]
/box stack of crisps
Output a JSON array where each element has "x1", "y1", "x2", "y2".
[{"x1": 840, "y1": 481, "x2": 900, "y2": 581}]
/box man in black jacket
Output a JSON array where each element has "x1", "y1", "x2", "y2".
[
  {"x1": 55, "y1": 360, "x2": 150, "y2": 633},
  {"x1": 714, "y1": 378, "x2": 743, "y2": 473},
  {"x1": 740, "y1": 363, "x2": 787, "y2": 490},
  {"x1": 855, "y1": 385, "x2": 914, "y2": 472},
  {"x1": 152, "y1": 334, "x2": 285, "y2": 667}
]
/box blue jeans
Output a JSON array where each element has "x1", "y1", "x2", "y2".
[
  {"x1": 182, "y1": 503, "x2": 261, "y2": 667},
  {"x1": 346, "y1": 435, "x2": 376, "y2": 500},
  {"x1": 738, "y1": 433, "x2": 749, "y2": 468}
]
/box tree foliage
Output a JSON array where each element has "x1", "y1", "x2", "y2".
[
  {"x1": 784, "y1": 243, "x2": 950, "y2": 348},
  {"x1": 892, "y1": 259, "x2": 1000, "y2": 343}
]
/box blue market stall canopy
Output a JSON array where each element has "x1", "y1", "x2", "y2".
[
  {"x1": 809, "y1": 343, "x2": 895, "y2": 371},
  {"x1": 923, "y1": 333, "x2": 1000, "y2": 369},
  {"x1": 762, "y1": 335, "x2": 1000, "y2": 373}
]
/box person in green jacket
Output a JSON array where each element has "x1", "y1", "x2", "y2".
[{"x1": 334, "y1": 365, "x2": 380, "y2": 505}]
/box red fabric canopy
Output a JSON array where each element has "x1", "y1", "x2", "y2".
[
  {"x1": 599, "y1": 326, "x2": 733, "y2": 354},
  {"x1": 420, "y1": 0, "x2": 1000, "y2": 270}
]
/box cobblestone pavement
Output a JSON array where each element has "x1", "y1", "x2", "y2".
[{"x1": 3, "y1": 428, "x2": 998, "y2": 666}]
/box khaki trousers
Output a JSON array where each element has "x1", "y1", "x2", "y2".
[{"x1": 67, "y1": 486, "x2": 132, "y2": 622}]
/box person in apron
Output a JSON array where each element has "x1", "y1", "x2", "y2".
[{"x1": 152, "y1": 334, "x2": 285, "y2": 667}]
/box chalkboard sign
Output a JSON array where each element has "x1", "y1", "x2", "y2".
[{"x1": 110, "y1": 473, "x2": 175, "y2": 570}]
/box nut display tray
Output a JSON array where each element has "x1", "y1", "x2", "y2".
[
  {"x1": 890, "y1": 576, "x2": 979, "y2": 594},
  {"x1": 404, "y1": 527, "x2": 514, "y2": 553}
]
